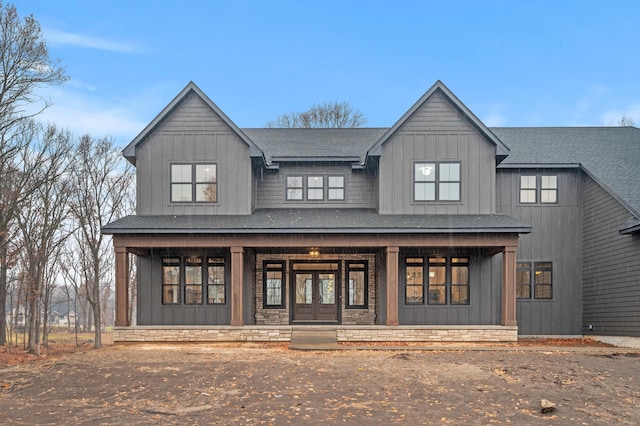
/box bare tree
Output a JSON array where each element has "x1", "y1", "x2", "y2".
[
  {"x1": 15, "y1": 124, "x2": 72, "y2": 353},
  {"x1": 69, "y1": 135, "x2": 134, "y2": 349},
  {"x1": 618, "y1": 115, "x2": 636, "y2": 127},
  {"x1": 0, "y1": 2, "x2": 68, "y2": 345},
  {"x1": 266, "y1": 101, "x2": 367, "y2": 128}
]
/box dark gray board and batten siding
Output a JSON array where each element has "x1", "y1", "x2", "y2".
[
  {"x1": 582, "y1": 175, "x2": 640, "y2": 337},
  {"x1": 136, "y1": 91, "x2": 253, "y2": 216},
  {"x1": 496, "y1": 168, "x2": 583, "y2": 335},
  {"x1": 378, "y1": 91, "x2": 497, "y2": 215}
]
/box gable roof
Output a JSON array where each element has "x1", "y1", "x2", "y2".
[
  {"x1": 122, "y1": 81, "x2": 265, "y2": 165},
  {"x1": 366, "y1": 80, "x2": 510, "y2": 160},
  {"x1": 493, "y1": 126, "x2": 640, "y2": 225}
]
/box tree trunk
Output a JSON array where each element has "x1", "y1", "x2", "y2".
[
  {"x1": 0, "y1": 234, "x2": 7, "y2": 345},
  {"x1": 92, "y1": 266, "x2": 102, "y2": 349},
  {"x1": 27, "y1": 277, "x2": 38, "y2": 353}
]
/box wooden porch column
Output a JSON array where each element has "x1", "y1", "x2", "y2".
[
  {"x1": 386, "y1": 246, "x2": 400, "y2": 326},
  {"x1": 501, "y1": 246, "x2": 518, "y2": 326},
  {"x1": 114, "y1": 246, "x2": 130, "y2": 327},
  {"x1": 230, "y1": 246, "x2": 244, "y2": 326}
]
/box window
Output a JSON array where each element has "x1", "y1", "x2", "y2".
[
  {"x1": 519, "y1": 175, "x2": 558, "y2": 204},
  {"x1": 185, "y1": 257, "x2": 203, "y2": 304},
  {"x1": 162, "y1": 258, "x2": 181, "y2": 304},
  {"x1": 307, "y1": 176, "x2": 324, "y2": 200},
  {"x1": 405, "y1": 255, "x2": 470, "y2": 305},
  {"x1": 207, "y1": 257, "x2": 226, "y2": 304},
  {"x1": 516, "y1": 262, "x2": 531, "y2": 298},
  {"x1": 414, "y1": 162, "x2": 461, "y2": 201},
  {"x1": 171, "y1": 163, "x2": 217, "y2": 203},
  {"x1": 328, "y1": 176, "x2": 345, "y2": 200},
  {"x1": 405, "y1": 258, "x2": 424, "y2": 304},
  {"x1": 286, "y1": 175, "x2": 346, "y2": 202},
  {"x1": 517, "y1": 261, "x2": 552, "y2": 299},
  {"x1": 286, "y1": 176, "x2": 303, "y2": 200},
  {"x1": 161, "y1": 255, "x2": 226, "y2": 305},
  {"x1": 346, "y1": 261, "x2": 368, "y2": 308},
  {"x1": 263, "y1": 261, "x2": 285, "y2": 308}
]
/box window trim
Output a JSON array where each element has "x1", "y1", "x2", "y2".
[
  {"x1": 405, "y1": 257, "x2": 425, "y2": 304},
  {"x1": 263, "y1": 260, "x2": 286, "y2": 309},
  {"x1": 170, "y1": 162, "x2": 218, "y2": 204},
  {"x1": 346, "y1": 260, "x2": 368, "y2": 309},
  {"x1": 413, "y1": 161, "x2": 461, "y2": 202}
]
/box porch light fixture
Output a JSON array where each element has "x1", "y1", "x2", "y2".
[{"x1": 309, "y1": 248, "x2": 320, "y2": 257}]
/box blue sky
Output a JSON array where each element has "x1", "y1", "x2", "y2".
[{"x1": 12, "y1": 0, "x2": 640, "y2": 147}]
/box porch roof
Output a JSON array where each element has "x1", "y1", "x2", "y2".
[{"x1": 102, "y1": 209, "x2": 531, "y2": 235}]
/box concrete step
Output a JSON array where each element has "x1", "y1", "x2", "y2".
[{"x1": 290, "y1": 329, "x2": 338, "y2": 347}]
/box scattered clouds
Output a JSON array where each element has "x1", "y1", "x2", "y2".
[
  {"x1": 44, "y1": 28, "x2": 140, "y2": 53},
  {"x1": 32, "y1": 85, "x2": 148, "y2": 146}
]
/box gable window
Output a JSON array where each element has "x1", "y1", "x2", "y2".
[
  {"x1": 519, "y1": 175, "x2": 558, "y2": 204},
  {"x1": 171, "y1": 163, "x2": 217, "y2": 203},
  {"x1": 405, "y1": 255, "x2": 470, "y2": 305},
  {"x1": 263, "y1": 261, "x2": 285, "y2": 308},
  {"x1": 286, "y1": 175, "x2": 346, "y2": 202},
  {"x1": 161, "y1": 255, "x2": 226, "y2": 305},
  {"x1": 414, "y1": 162, "x2": 461, "y2": 202},
  {"x1": 516, "y1": 261, "x2": 552, "y2": 299},
  {"x1": 346, "y1": 261, "x2": 368, "y2": 308}
]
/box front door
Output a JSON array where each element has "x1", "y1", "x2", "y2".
[{"x1": 293, "y1": 271, "x2": 338, "y2": 322}]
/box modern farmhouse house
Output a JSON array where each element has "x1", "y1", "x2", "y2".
[{"x1": 103, "y1": 80, "x2": 640, "y2": 344}]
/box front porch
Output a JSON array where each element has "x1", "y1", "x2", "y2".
[{"x1": 113, "y1": 324, "x2": 518, "y2": 343}]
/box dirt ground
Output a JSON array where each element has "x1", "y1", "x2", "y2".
[{"x1": 1, "y1": 341, "x2": 639, "y2": 425}]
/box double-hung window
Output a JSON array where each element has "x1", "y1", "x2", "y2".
[
  {"x1": 516, "y1": 261, "x2": 553, "y2": 299},
  {"x1": 171, "y1": 163, "x2": 217, "y2": 203},
  {"x1": 414, "y1": 162, "x2": 461, "y2": 201},
  {"x1": 519, "y1": 175, "x2": 558, "y2": 204}
]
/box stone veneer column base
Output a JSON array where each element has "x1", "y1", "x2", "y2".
[{"x1": 114, "y1": 325, "x2": 518, "y2": 343}]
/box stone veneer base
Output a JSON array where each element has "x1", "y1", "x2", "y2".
[{"x1": 114, "y1": 325, "x2": 518, "y2": 343}]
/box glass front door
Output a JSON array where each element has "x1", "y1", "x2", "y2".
[{"x1": 293, "y1": 271, "x2": 338, "y2": 322}]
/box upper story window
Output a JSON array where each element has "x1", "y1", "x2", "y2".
[
  {"x1": 286, "y1": 175, "x2": 346, "y2": 202},
  {"x1": 519, "y1": 175, "x2": 557, "y2": 204},
  {"x1": 171, "y1": 163, "x2": 217, "y2": 203},
  {"x1": 414, "y1": 162, "x2": 461, "y2": 202}
]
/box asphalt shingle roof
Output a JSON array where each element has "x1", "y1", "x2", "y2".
[
  {"x1": 492, "y1": 127, "x2": 640, "y2": 218},
  {"x1": 243, "y1": 128, "x2": 387, "y2": 163}
]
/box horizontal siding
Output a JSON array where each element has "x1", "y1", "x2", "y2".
[
  {"x1": 582, "y1": 175, "x2": 640, "y2": 337},
  {"x1": 496, "y1": 169, "x2": 583, "y2": 335},
  {"x1": 256, "y1": 163, "x2": 375, "y2": 209}
]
